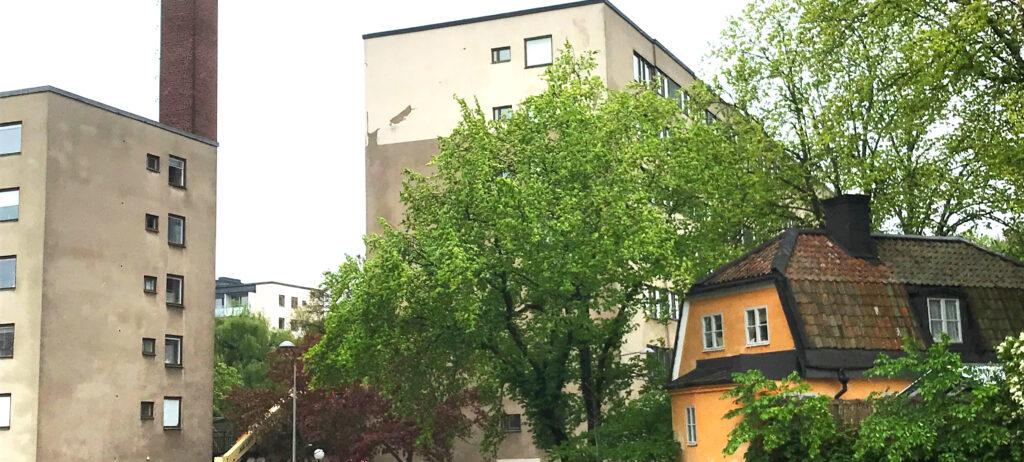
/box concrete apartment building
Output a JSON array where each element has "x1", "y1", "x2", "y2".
[
  {"x1": 0, "y1": 1, "x2": 218, "y2": 460},
  {"x1": 215, "y1": 277, "x2": 315, "y2": 332},
  {"x1": 363, "y1": 1, "x2": 696, "y2": 459}
]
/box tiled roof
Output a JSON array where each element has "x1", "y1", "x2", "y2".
[
  {"x1": 688, "y1": 230, "x2": 1024, "y2": 352},
  {"x1": 696, "y1": 236, "x2": 781, "y2": 286}
]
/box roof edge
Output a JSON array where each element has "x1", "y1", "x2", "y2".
[
  {"x1": 361, "y1": 0, "x2": 699, "y2": 80},
  {"x1": 0, "y1": 86, "x2": 219, "y2": 147},
  {"x1": 872, "y1": 233, "x2": 1024, "y2": 268},
  {"x1": 217, "y1": 281, "x2": 317, "y2": 291}
]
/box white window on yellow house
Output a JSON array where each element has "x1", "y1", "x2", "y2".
[
  {"x1": 745, "y1": 306, "x2": 769, "y2": 346},
  {"x1": 702, "y1": 314, "x2": 724, "y2": 351},
  {"x1": 685, "y1": 405, "x2": 697, "y2": 445}
]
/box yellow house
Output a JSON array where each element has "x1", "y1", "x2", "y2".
[{"x1": 667, "y1": 195, "x2": 1024, "y2": 461}]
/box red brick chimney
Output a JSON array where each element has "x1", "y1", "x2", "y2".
[{"x1": 160, "y1": 0, "x2": 217, "y2": 141}]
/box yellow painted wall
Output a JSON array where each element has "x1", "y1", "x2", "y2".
[
  {"x1": 806, "y1": 377, "x2": 912, "y2": 400},
  {"x1": 670, "y1": 384, "x2": 744, "y2": 462},
  {"x1": 677, "y1": 285, "x2": 795, "y2": 377}
]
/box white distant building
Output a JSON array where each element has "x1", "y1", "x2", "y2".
[{"x1": 214, "y1": 277, "x2": 314, "y2": 332}]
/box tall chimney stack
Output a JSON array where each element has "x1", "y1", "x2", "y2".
[
  {"x1": 160, "y1": 0, "x2": 217, "y2": 140},
  {"x1": 823, "y1": 194, "x2": 877, "y2": 260}
]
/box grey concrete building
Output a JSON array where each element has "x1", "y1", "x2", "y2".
[
  {"x1": 0, "y1": 1, "x2": 218, "y2": 460},
  {"x1": 363, "y1": 1, "x2": 695, "y2": 460}
]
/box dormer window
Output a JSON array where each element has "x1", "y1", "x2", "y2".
[{"x1": 927, "y1": 298, "x2": 962, "y2": 343}]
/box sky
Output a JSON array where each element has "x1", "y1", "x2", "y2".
[{"x1": 0, "y1": 0, "x2": 749, "y2": 287}]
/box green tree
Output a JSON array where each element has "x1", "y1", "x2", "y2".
[
  {"x1": 854, "y1": 337, "x2": 1023, "y2": 461},
  {"x1": 213, "y1": 360, "x2": 242, "y2": 417},
  {"x1": 722, "y1": 371, "x2": 850, "y2": 462},
  {"x1": 713, "y1": 0, "x2": 1021, "y2": 235},
  {"x1": 215, "y1": 312, "x2": 293, "y2": 390},
  {"x1": 308, "y1": 46, "x2": 768, "y2": 457}
]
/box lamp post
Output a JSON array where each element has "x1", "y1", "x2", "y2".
[
  {"x1": 279, "y1": 340, "x2": 297, "y2": 462},
  {"x1": 313, "y1": 448, "x2": 325, "y2": 460}
]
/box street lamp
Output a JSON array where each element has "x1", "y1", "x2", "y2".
[
  {"x1": 278, "y1": 340, "x2": 297, "y2": 462},
  {"x1": 313, "y1": 448, "x2": 325, "y2": 460}
]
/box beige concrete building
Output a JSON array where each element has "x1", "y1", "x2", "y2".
[
  {"x1": 364, "y1": 1, "x2": 696, "y2": 459},
  {"x1": 0, "y1": 2, "x2": 218, "y2": 460},
  {"x1": 0, "y1": 86, "x2": 217, "y2": 461}
]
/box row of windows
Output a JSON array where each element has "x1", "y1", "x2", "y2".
[
  {"x1": 643, "y1": 287, "x2": 682, "y2": 320},
  {"x1": 701, "y1": 307, "x2": 770, "y2": 351},
  {"x1": 632, "y1": 53, "x2": 717, "y2": 124},
  {"x1": 145, "y1": 214, "x2": 186, "y2": 246},
  {"x1": 147, "y1": 153, "x2": 187, "y2": 188},
  {"x1": 140, "y1": 398, "x2": 183, "y2": 428},
  {"x1": 490, "y1": 35, "x2": 553, "y2": 68}
]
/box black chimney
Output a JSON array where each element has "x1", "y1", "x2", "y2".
[{"x1": 822, "y1": 194, "x2": 877, "y2": 260}]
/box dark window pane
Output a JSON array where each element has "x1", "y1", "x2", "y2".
[{"x1": 0, "y1": 325, "x2": 13, "y2": 358}]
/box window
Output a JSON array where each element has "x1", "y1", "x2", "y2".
[
  {"x1": 682, "y1": 91, "x2": 692, "y2": 115},
  {"x1": 0, "y1": 188, "x2": 18, "y2": 222},
  {"x1": 291, "y1": 297, "x2": 298, "y2": 309},
  {"x1": 633, "y1": 53, "x2": 653, "y2": 83},
  {"x1": 166, "y1": 275, "x2": 183, "y2": 306},
  {"x1": 493, "y1": 105, "x2": 512, "y2": 121},
  {"x1": 702, "y1": 314, "x2": 724, "y2": 351},
  {"x1": 745, "y1": 307, "x2": 769, "y2": 346},
  {"x1": 491, "y1": 46, "x2": 511, "y2": 63},
  {"x1": 0, "y1": 394, "x2": 10, "y2": 429},
  {"x1": 524, "y1": 35, "x2": 552, "y2": 68},
  {"x1": 168, "y1": 156, "x2": 186, "y2": 188},
  {"x1": 167, "y1": 215, "x2": 185, "y2": 246},
  {"x1": 142, "y1": 337, "x2": 156, "y2": 357},
  {"x1": 144, "y1": 275, "x2": 158, "y2": 294},
  {"x1": 705, "y1": 110, "x2": 716, "y2": 124},
  {"x1": 643, "y1": 287, "x2": 681, "y2": 320},
  {"x1": 0, "y1": 123, "x2": 21, "y2": 156},
  {"x1": 0, "y1": 324, "x2": 13, "y2": 358},
  {"x1": 928, "y1": 298, "x2": 962, "y2": 343},
  {"x1": 279, "y1": 294, "x2": 285, "y2": 307},
  {"x1": 663, "y1": 75, "x2": 681, "y2": 100},
  {"x1": 145, "y1": 214, "x2": 159, "y2": 232},
  {"x1": 146, "y1": 154, "x2": 160, "y2": 172},
  {"x1": 163, "y1": 397, "x2": 181, "y2": 429},
  {"x1": 290, "y1": 319, "x2": 299, "y2": 331},
  {"x1": 0, "y1": 256, "x2": 14, "y2": 290},
  {"x1": 502, "y1": 413, "x2": 522, "y2": 433},
  {"x1": 141, "y1": 401, "x2": 154, "y2": 420},
  {"x1": 278, "y1": 317, "x2": 286, "y2": 329},
  {"x1": 164, "y1": 335, "x2": 182, "y2": 367},
  {"x1": 685, "y1": 405, "x2": 697, "y2": 445}
]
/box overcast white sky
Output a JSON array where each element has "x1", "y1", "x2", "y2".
[{"x1": 0, "y1": 0, "x2": 749, "y2": 287}]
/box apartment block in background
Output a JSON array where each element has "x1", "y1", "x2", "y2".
[
  {"x1": 0, "y1": 1, "x2": 217, "y2": 460},
  {"x1": 363, "y1": 1, "x2": 698, "y2": 459},
  {"x1": 215, "y1": 277, "x2": 314, "y2": 332}
]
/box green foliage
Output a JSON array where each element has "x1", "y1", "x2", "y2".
[
  {"x1": 722, "y1": 371, "x2": 847, "y2": 462},
  {"x1": 215, "y1": 312, "x2": 293, "y2": 390},
  {"x1": 724, "y1": 335, "x2": 1024, "y2": 461},
  {"x1": 855, "y1": 337, "x2": 1022, "y2": 461},
  {"x1": 309, "y1": 45, "x2": 785, "y2": 457},
  {"x1": 213, "y1": 360, "x2": 242, "y2": 417},
  {"x1": 548, "y1": 389, "x2": 680, "y2": 462},
  {"x1": 713, "y1": 0, "x2": 1021, "y2": 236}
]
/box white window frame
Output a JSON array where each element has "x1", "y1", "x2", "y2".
[
  {"x1": 0, "y1": 256, "x2": 15, "y2": 290},
  {"x1": 701, "y1": 313, "x2": 724, "y2": 351},
  {"x1": 164, "y1": 335, "x2": 182, "y2": 367},
  {"x1": 685, "y1": 405, "x2": 697, "y2": 446},
  {"x1": 168, "y1": 155, "x2": 186, "y2": 188},
  {"x1": 745, "y1": 306, "x2": 770, "y2": 346},
  {"x1": 0, "y1": 188, "x2": 19, "y2": 222},
  {"x1": 927, "y1": 298, "x2": 962, "y2": 343},
  {"x1": 166, "y1": 275, "x2": 184, "y2": 306},
  {"x1": 0, "y1": 123, "x2": 21, "y2": 156},
  {"x1": 167, "y1": 214, "x2": 185, "y2": 246},
  {"x1": 524, "y1": 35, "x2": 553, "y2": 68},
  {"x1": 163, "y1": 397, "x2": 181, "y2": 429}
]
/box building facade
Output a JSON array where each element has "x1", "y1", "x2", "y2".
[
  {"x1": 363, "y1": 1, "x2": 698, "y2": 459},
  {"x1": 0, "y1": 87, "x2": 217, "y2": 461},
  {"x1": 215, "y1": 277, "x2": 314, "y2": 332},
  {"x1": 0, "y1": 1, "x2": 218, "y2": 460},
  {"x1": 667, "y1": 195, "x2": 1024, "y2": 461}
]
